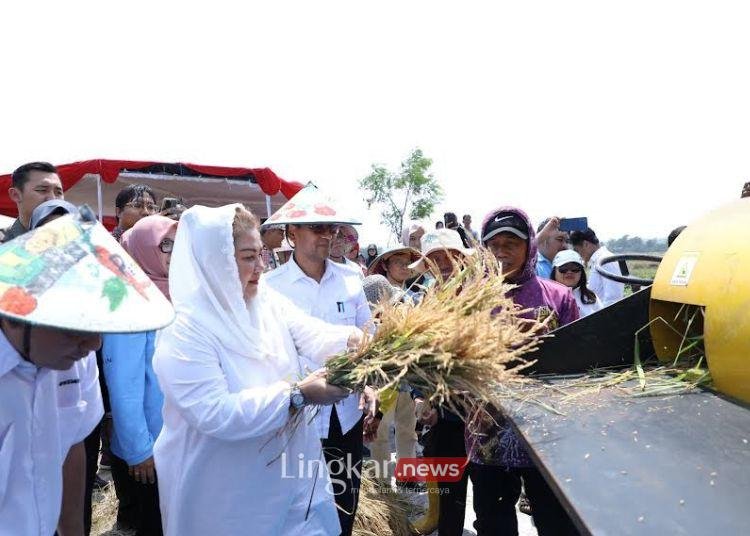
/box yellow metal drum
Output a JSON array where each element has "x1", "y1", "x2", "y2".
[{"x1": 650, "y1": 198, "x2": 750, "y2": 404}]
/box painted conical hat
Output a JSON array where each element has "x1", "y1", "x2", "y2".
[
  {"x1": 0, "y1": 206, "x2": 175, "y2": 333},
  {"x1": 262, "y1": 182, "x2": 362, "y2": 226}
]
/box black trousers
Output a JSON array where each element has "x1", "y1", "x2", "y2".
[
  {"x1": 470, "y1": 463, "x2": 579, "y2": 536},
  {"x1": 426, "y1": 418, "x2": 468, "y2": 536},
  {"x1": 110, "y1": 454, "x2": 164, "y2": 536},
  {"x1": 321, "y1": 407, "x2": 364, "y2": 536}
]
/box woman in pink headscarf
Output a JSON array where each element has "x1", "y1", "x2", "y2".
[{"x1": 101, "y1": 215, "x2": 177, "y2": 536}]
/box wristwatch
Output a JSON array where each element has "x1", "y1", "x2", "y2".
[{"x1": 290, "y1": 383, "x2": 306, "y2": 410}]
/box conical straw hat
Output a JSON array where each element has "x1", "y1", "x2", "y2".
[
  {"x1": 262, "y1": 183, "x2": 362, "y2": 226},
  {"x1": 0, "y1": 205, "x2": 174, "y2": 333}
]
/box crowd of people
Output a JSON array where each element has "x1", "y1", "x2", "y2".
[{"x1": 3, "y1": 160, "x2": 686, "y2": 536}]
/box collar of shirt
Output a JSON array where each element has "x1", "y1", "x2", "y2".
[
  {"x1": 588, "y1": 245, "x2": 609, "y2": 268},
  {"x1": 0, "y1": 329, "x2": 25, "y2": 379},
  {"x1": 284, "y1": 254, "x2": 336, "y2": 286}
]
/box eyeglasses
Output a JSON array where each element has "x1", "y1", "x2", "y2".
[
  {"x1": 159, "y1": 238, "x2": 174, "y2": 254},
  {"x1": 301, "y1": 224, "x2": 340, "y2": 235},
  {"x1": 558, "y1": 267, "x2": 582, "y2": 274},
  {"x1": 125, "y1": 200, "x2": 158, "y2": 213}
]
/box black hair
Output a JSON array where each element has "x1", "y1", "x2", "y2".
[
  {"x1": 537, "y1": 218, "x2": 551, "y2": 234},
  {"x1": 569, "y1": 228, "x2": 599, "y2": 246},
  {"x1": 552, "y1": 265, "x2": 598, "y2": 304},
  {"x1": 11, "y1": 162, "x2": 58, "y2": 190},
  {"x1": 435, "y1": 221, "x2": 444, "y2": 229},
  {"x1": 667, "y1": 225, "x2": 686, "y2": 247},
  {"x1": 114, "y1": 184, "x2": 157, "y2": 224}
]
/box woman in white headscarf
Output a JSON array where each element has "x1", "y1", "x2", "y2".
[{"x1": 153, "y1": 205, "x2": 360, "y2": 536}]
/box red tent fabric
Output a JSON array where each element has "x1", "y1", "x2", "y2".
[{"x1": 0, "y1": 159, "x2": 305, "y2": 217}]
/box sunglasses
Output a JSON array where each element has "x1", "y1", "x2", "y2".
[
  {"x1": 159, "y1": 238, "x2": 174, "y2": 254},
  {"x1": 300, "y1": 224, "x2": 340, "y2": 235},
  {"x1": 558, "y1": 266, "x2": 582, "y2": 274}
]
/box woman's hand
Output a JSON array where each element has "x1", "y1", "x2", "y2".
[
  {"x1": 129, "y1": 456, "x2": 156, "y2": 484},
  {"x1": 414, "y1": 398, "x2": 438, "y2": 426},
  {"x1": 298, "y1": 370, "x2": 350, "y2": 406}
]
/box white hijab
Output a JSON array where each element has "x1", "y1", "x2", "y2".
[{"x1": 168, "y1": 204, "x2": 285, "y2": 368}]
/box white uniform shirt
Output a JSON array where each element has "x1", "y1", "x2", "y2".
[
  {"x1": 0, "y1": 332, "x2": 103, "y2": 536},
  {"x1": 263, "y1": 256, "x2": 372, "y2": 437},
  {"x1": 587, "y1": 245, "x2": 625, "y2": 306}
]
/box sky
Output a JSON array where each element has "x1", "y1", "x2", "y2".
[{"x1": 2, "y1": 1, "x2": 750, "y2": 246}]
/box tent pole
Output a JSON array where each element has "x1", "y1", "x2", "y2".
[
  {"x1": 96, "y1": 175, "x2": 104, "y2": 222},
  {"x1": 265, "y1": 194, "x2": 272, "y2": 218}
]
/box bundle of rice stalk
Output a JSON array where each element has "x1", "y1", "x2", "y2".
[
  {"x1": 326, "y1": 248, "x2": 547, "y2": 419},
  {"x1": 353, "y1": 468, "x2": 415, "y2": 536}
]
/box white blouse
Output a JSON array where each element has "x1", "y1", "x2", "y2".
[{"x1": 153, "y1": 292, "x2": 357, "y2": 536}]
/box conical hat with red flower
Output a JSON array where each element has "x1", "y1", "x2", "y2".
[
  {"x1": 0, "y1": 205, "x2": 175, "y2": 333},
  {"x1": 262, "y1": 182, "x2": 362, "y2": 226}
]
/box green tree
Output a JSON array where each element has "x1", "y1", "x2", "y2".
[{"x1": 359, "y1": 148, "x2": 443, "y2": 242}]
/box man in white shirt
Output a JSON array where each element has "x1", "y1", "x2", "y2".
[
  {"x1": 0, "y1": 321, "x2": 103, "y2": 536},
  {"x1": 0, "y1": 206, "x2": 175, "y2": 536},
  {"x1": 262, "y1": 184, "x2": 376, "y2": 536},
  {"x1": 570, "y1": 227, "x2": 625, "y2": 305}
]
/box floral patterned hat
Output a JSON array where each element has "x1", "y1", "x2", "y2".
[
  {"x1": 0, "y1": 205, "x2": 175, "y2": 333},
  {"x1": 261, "y1": 182, "x2": 362, "y2": 226}
]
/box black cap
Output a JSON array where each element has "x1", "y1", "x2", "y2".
[{"x1": 482, "y1": 212, "x2": 529, "y2": 243}]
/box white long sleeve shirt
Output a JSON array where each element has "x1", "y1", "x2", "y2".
[
  {"x1": 0, "y1": 332, "x2": 103, "y2": 536},
  {"x1": 263, "y1": 256, "x2": 372, "y2": 437},
  {"x1": 153, "y1": 292, "x2": 356, "y2": 536},
  {"x1": 587, "y1": 245, "x2": 626, "y2": 306}
]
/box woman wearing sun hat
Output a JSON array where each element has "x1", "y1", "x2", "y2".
[
  {"x1": 552, "y1": 249, "x2": 603, "y2": 317},
  {"x1": 367, "y1": 245, "x2": 421, "y2": 289}
]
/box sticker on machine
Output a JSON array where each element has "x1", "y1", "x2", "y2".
[{"x1": 670, "y1": 253, "x2": 699, "y2": 286}]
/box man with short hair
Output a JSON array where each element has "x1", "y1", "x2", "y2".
[
  {"x1": 535, "y1": 217, "x2": 568, "y2": 278},
  {"x1": 262, "y1": 185, "x2": 376, "y2": 536},
  {"x1": 259, "y1": 223, "x2": 284, "y2": 271},
  {"x1": 0, "y1": 209, "x2": 173, "y2": 535},
  {"x1": 112, "y1": 184, "x2": 158, "y2": 241},
  {"x1": 3, "y1": 161, "x2": 64, "y2": 243},
  {"x1": 570, "y1": 227, "x2": 625, "y2": 305},
  {"x1": 462, "y1": 214, "x2": 479, "y2": 241}
]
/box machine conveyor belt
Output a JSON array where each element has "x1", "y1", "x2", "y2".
[{"x1": 499, "y1": 381, "x2": 750, "y2": 535}]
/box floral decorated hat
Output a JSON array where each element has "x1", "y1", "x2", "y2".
[
  {"x1": 261, "y1": 182, "x2": 362, "y2": 226},
  {"x1": 0, "y1": 205, "x2": 175, "y2": 333}
]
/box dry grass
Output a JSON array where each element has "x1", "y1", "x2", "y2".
[
  {"x1": 92, "y1": 470, "x2": 418, "y2": 536},
  {"x1": 91, "y1": 483, "x2": 133, "y2": 536},
  {"x1": 326, "y1": 248, "x2": 545, "y2": 420},
  {"x1": 353, "y1": 467, "x2": 417, "y2": 536}
]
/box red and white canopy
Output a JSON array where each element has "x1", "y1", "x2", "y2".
[{"x1": 0, "y1": 159, "x2": 305, "y2": 229}]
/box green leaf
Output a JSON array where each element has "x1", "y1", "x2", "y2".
[
  {"x1": 358, "y1": 147, "x2": 444, "y2": 242},
  {"x1": 102, "y1": 277, "x2": 127, "y2": 311}
]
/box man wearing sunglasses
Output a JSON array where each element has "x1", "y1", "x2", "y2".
[
  {"x1": 262, "y1": 185, "x2": 376, "y2": 536},
  {"x1": 329, "y1": 224, "x2": 364, "y2": 276}
]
